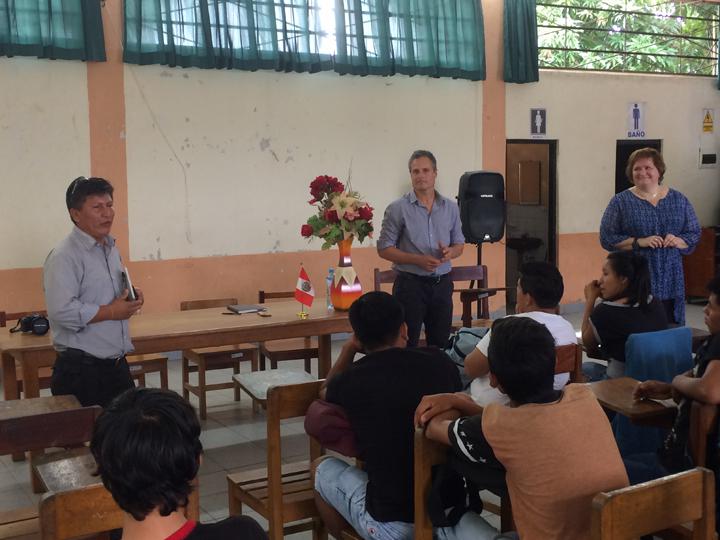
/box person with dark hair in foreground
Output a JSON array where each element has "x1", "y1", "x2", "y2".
[
  {"x1": 416, "y1": 317, "x2": 628, "y2": 540},
  {"x1": 626, "y1": 276, "x2": 720, "y2": 529},
  {"x1": 581, "y1": 250, "x2": 668, "y2": 381},
  {"x1": 312, "y1": 291, "x2": 476, "y2": 540},
  {"x1": 44, "y1": 177, "x2": 144, "y2": 407},
  {"x1": 90, "y1": 387, "x2": 266, "y2": 540},
  {"x1": 464, "y1": 261, "x2": 576, "y2": 405}
]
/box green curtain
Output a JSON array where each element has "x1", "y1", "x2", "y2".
[
  {"x1": 0, "y1": 0, "x2": 105, "y2": 61},
  {"x1": 123, "y1": 0, "x2": 485, "y2": 81},
  {"x1": 503, "y1": 0, "x2": 538, "y2": 83}
]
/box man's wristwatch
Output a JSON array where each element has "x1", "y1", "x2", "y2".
[{"x1": 632, "y1": 238, "x2": 640, "y2": 251}]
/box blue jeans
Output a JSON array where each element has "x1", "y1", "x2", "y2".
[
  {"x1": 582, "y1": 361, "x2": 608, "y2": 382},
  {"x1": 314, "y1": 457, "x2": 514, "y2": 540}
]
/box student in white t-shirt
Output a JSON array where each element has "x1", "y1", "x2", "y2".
[{"x1": 464, "y1": 261, "x2": 576, "y2": 406}]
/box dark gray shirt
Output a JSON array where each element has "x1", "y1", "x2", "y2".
[
  {"x1": 377, "y1": 190, "x2": 465, "y2": 276},
  {"x1": 43, "y1": 226, "x2": 133, "y2": 359}
]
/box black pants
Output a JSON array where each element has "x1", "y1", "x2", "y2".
[
  {"x1": 661, "y1": 299, "x2": 677, "y2": 325},
  {"x1": 51, "y1": 349, "x2": 134, "y2": 407},
  {"x1": 392, "y1": 272, "x2": 453, "y2": 348}
]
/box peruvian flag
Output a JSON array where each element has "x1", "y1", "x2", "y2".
[{"x1": 295, "y1": 266, "x2": 315, "y2": 307}]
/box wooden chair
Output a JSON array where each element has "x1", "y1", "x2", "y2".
[
  {"x1": 180, "y1": 298, "x2": 259, "y2": 420},
  {"x1": 227, "y1": 380, "x2": 325, "y2": 540},
  {"x1": 0, "y1": 397, "x2": 97, "y2": 539},
  {"x1": 258, "y1": 290, "x2": 318, "y2": 374},
  {"x1": 36, "y1": 450, "x2": 199, "y2": 540},
  {"x1": 373, "y1": 265, "x2": 509, "y2": 328},
  {"x1": 413, "y1": 426, "x2": 449, "y2": 540},
  {"x1": 555, "y1": 342, "x2": 584, "y2": 384},
  {"x1": 127, "y1": 354, "x2": 169, "y2": 389},
  {"x1": 591, "y1": 467, "x2": 715, "y2": 540}
]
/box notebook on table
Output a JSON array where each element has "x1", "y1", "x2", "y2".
[{"x1": 226, "y1": 304, "x2": 268, "y2": 314}]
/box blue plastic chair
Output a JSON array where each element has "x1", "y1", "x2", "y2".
[{"x1": 613, "y1": 327, "x2": 693, "y2": 456}]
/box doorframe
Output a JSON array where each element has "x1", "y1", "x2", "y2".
[{"x1": 505, "y1": 139, "x2": 559, "y2": 266}]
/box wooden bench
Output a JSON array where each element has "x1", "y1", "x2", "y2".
[{"x1": 227, "y1": 380, "x2": 325, "y2": 540}]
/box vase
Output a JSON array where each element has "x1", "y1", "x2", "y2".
[{"x1": 330, "y1": 236, "x2": 362, "y2": 310}]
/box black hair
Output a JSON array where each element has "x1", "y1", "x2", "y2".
[
  {"x1": 90, "y1": 388, "x2": 202, "y2": 521},
  {"x1": 348, "y1": 291, "x2": 405, "y2": 351},
  {"x1": 606, "y1": 251, "x2": 652, "y2": 309},
  {"x1": 518, "y1": 261, "x2": 564, "y2": 309},
  {"x1": 487, "y1": 317, "x2": 557, "y2": 405},
  {"x1": 408, "y1": 150, "x2": 437, "y2": 171},
  {"x1": 708, "y1": 275, "x2": 720, "y2": 298},
  {"x1": 66, "y1": 176, "x2": 114, "y2": 211}
]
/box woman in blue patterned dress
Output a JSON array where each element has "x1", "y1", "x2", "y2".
[{"x1": 600, "y1": 148, "x2": 700, "y2": 325}]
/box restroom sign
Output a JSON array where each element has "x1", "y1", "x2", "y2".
[
  {"x1": 703, "y1": 109, "x2": 714, "y2": 133},
  {"x1": 627, "y1": 102, "x2": 646, "y2": 138},
  {"x1": 531, "y1": 108, "x2": 546, "y2": 137}
]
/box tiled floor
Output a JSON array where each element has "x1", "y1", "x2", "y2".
[{"x1": 0, "y1": 303, "x2": 708, "y2": 538}]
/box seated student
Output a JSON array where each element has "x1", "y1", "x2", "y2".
[
  {"x1": 90, "y1": 387, "x2": 266, "y2": 540},
  {"x1": 627, "y1": 276, "x2": 720, "y2": 507},
  {"x1": 464, "y1": 261, "x2": 576, "y2": 405},
  {"x1": 582, "y1": 251, "x2": 668, "y2": 381},
  {"x1": 312, "y1": 291, "x2": 478, "y2": 540},
  {"x1": 416, "y1": 317, "x2": 629, "y2": 540}
]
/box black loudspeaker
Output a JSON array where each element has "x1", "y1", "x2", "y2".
[{"x1": 457, "y1": 171, "x2": 505, "y2": 244}]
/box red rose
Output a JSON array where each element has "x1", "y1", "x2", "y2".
[
  {"x1": 310, "y1": 175, "x2": 344, "y2": 201},
  {"x1": 358, "y1": 205, "x2": 373, "y2": 221},
  {"x1": 301, "y1": 224, "x2": 313, "y2": 237},
  {"x1": 324, "y1": 209, "x2": 339, "y2": 223}
]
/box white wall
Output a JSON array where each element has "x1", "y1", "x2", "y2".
[
  {"x1": 0, "y1": 57, "x2": 90, "y2": 268},
  {"x1": 506, "y1": 70, "x2": 720, "y2": 233},
  {"x1": 124, "y1": 66, "x2": 482, "y2": 261}
]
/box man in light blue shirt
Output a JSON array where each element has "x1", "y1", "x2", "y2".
[
  {"x1": 44, "y1": 177, "x2": 143, "y2": 407},
  {"x1": 377, "y1": 150, "x2": 465, "y2": 348}
]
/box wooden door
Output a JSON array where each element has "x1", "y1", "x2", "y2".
[{"x1": 505, "y1": 142, "x2": 555, "y2": 311}]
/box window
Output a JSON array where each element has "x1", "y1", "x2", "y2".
[
  {"x1": 0, "y1": 0, "x2": 105, "y2": 61},
  {"x1": 123, "y1": 0, "x2": 485, "y2": 80},
  {"x1": 537, "y1": 0, "x2": 719, "y2": 76}
]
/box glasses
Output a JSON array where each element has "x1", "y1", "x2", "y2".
[{"x1": 69, "y1": 176, "x2": 88, "y2": 197}]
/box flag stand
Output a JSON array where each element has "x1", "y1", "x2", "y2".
[{"x1": 297, "y1": 303, "x2": 309, "y2": 320}]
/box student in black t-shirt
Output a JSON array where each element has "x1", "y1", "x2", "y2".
[
  {"x1": 581, "y1": 251, "x2": 668, "y2": 381},
  {"x1": 626, "y1": 275, "x2": 720, "y2": 530},
  {"x1": 311, "y1": 291, "x2": 464, "y2": 540},
  {"x1": 90, "y1": 388, "x2": 266, "y2": 540}
]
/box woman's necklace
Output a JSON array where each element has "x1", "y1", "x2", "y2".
[{"x1": 635, "y1": 186, "x2": 661, "y2": 201}]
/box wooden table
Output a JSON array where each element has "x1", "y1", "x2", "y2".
[
  {"x1": 589, "y1": 377, "x2": 677, "y2": 424},
  {"x1": 0, "y1": 395, "x2": 82, "y2": 455},
  {"x1": 1, "y1": 301, "x2": 351, "y2": 401}
]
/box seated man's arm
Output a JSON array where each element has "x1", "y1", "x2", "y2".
[
  {"x1": 464, "y1": 347, "x2": 490, "y2": 379},
  {"x1": 424, "y1": 409, "x2": 461, "y2": 446},
  {"x1": 319, "y1": 336, "x2": 360, "y2": 400},
  {"x1": 427, "y1": 413, "x2": 505, "y2": 477},
  {"x1": 672, "y1": 360, "x2": 720, "y2": 404},
  {"x1": 415, "y1": 392, "x2": 482, "y2": 428}
]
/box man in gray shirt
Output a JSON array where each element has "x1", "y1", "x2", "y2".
[
  {"x1": 44, "y1": 177, "x2": 143, "y2": 407},
  {"x1": 377, "y1": 150, "x2": 465, "y2": 348}
]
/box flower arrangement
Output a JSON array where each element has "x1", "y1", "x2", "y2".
[{"x1": 301, "y1": 175, "x2": 373, "y2": 249}]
